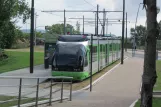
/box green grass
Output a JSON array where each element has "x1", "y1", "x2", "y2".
[
  {"x1": 0, "y1": 51, "x2": 44, "y2": 74},
  {"x1": 135, "y1": 60, "x2": 161, "y2": 107},
  {"x1": 0, "y1": 95, "x2": 46, "y2": 107},
  {"x1": 135, "y1": 98, "x2": 161, "y2": 107},
  {"x1": 154, "y1": 60, "x2": 161, "y2": 90}
]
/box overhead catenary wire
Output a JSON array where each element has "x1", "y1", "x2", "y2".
[{"x1": 83, "y1": 0, "x2": 96, "y2": 8}]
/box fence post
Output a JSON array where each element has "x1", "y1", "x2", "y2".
[
  {"x1": 18, "y1": 78, "x2": 22, "y2": 107},
  {"x1": 60, "y1": 79, "x2": 64, "y2": 103},
  {"x1": 107, "y1": 44, "x2": 109, "y2": 65},
  {"x1": 49, "y1": 79, "x2": 53, "y2": 106},
  {"x1": 112, "y1": 42, "x2": 114, "y2": 63},
  {"x1": 69, "y1": 79, "x2": 72, "y2": 101},
  {"x1": 35, "y1": 78, "x2": 39, "y2": 107}
]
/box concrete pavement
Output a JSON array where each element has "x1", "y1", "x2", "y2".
[{"x1": 46, "y1": 56, "x2": 143, "y2": 107}]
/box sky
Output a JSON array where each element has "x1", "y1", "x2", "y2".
[{"x1": 17, "y1": 0, "x2": 161, "y2": 37}]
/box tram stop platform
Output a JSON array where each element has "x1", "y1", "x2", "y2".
[
  {"x1": 0, "y1": 64, "x2": 51, "y2": 86},
  {"x1": 45, "y1": 53, "x2": 143, "y2": 107}
]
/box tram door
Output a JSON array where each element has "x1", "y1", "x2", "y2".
[{"x1": 44, "y1": 43, "x2": 56, "y2": 65}]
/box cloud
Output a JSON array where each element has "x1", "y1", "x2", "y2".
[
  {"x1": 94, "y1": 0, "x2": 115, "y2": 10},
  {"x1": 16, "y1": 0, "x2": 161, "y2": 35}
]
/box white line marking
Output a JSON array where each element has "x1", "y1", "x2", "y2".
[{"x1": 129, "y1": 99, "x2": 138, "y2": 107}]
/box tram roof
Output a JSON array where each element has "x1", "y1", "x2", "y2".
[
  {"x1": 58, "y1": 35, "x2": 88, "y2": 42},
  {"x1": 58, "y1": 34, "x2": 120, "y2": 42}
]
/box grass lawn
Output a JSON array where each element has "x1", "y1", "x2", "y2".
[
  {"x1": 0, "y1": 51, "x2": 44, "y2": 74},
  {"x1": 135, "y1": 98, "x2": 161, "y2": 107},
  {"x1": 135, "y1": 60, "x2": 161, "y2": 107},
  {"x1": 5, "y1": 46, "x2": 44, "y2": 52},
  {"x1": 154, "y1": 60, "x2": 161, "y2": 90},
  {"x1": 0, "y1": 95, "x2": 46, "y2": 107}
]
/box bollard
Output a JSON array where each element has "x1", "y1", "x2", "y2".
[
  {"x1": 49, "y1": 79, "x2": 53, "y2": 106},
  {"x1": 70, "y1": 79, "x2": 72, "y2": 101},
  {"x1": 35, "y1": 78, "x2": 39, "y2": 107},
  {"x1": 18, "y1": 78, "x2": 22, "y2": 107},
  {"x1": 60, "y1": 79, "x2": 64, "y2": 103}
]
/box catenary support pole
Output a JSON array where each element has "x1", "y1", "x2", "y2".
[
  {"x1": 95, "y1": 13, "x2": 97, "y2": 35},
  {"x1": 30, "y1": 0, "x2": 34, "y2": 73},
  {"x1": 83, "y1": 15, "x2": 84, "y2": 34},
  {"x1": 106, "y1": 18, "x2": 108, "y2": 35},
  {"x1": 103, "y1": 9, "x2": 105, "y2": 36},
  {"x1": 121, "y1": 0, "x2": 125, "y2": 64},
  {"x1": 35, "y1": 12, "x2": 37, "y2": 46},
  {"x1": 90, "y1": 34, "x2": 93, "y2": 92},
  {"x1": 64, "y1": 9, "x2": 66, "y2": 35},
  {"x1": 97, "y1": 4, "x2": 99, "y2": 72},
  {"x1": 125, "y1": 12, "x2": 127, "y2": 52}
]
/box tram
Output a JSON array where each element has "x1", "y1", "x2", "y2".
[{"x1": 51, "y1": 34, "x2": 121, "y2": 81}]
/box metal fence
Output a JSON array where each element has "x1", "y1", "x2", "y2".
[{"x1": 0, "y1": 76, "x2": 73, "y2": 107}]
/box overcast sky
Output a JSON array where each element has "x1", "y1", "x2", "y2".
[{"x1": 17, "y1": 0, "x2": 161, "y2": 37}]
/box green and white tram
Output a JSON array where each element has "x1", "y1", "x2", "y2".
[{"x1": 51, "y1": 34, "x2": 121, "y2": 81}]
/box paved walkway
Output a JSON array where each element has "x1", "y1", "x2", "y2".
[{"x1": 48, "y1": 57, "x2": 143, "y2": 107}]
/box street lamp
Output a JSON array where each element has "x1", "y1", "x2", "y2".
[
  {"x1": 30, "y1": 0, "x2": 35, "y2": 73},
  {"x1": 35, "y1": 13, "x2": 38, "y2": 46},
  {"x1": 133, "y1": 3, "x2": 143, "y2": 57}
]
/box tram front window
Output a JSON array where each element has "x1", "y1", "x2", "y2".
[{"x1": 53, "y1": 43, "x2": 86, "y2": 71}]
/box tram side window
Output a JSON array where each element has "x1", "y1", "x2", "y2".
[{"x1": 92, "y1": 46, "x2": 97, "y2": 62}]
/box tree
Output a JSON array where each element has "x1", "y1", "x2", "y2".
[
  {"x1": 140, "y1": 0, "x2": 158, "y2": 107},
  {"x1": 46, "y1": 23, "x2": 79, "y2": 34},
  {"x1": 158, "y1": 21, "x2": 161, "y2": 39},
  {"x1": 35, "y1": 32, "x2": 43, "y2": 38},
  {"x1": 75, "y1": 21, "x2": 80, "y2": 34},
  {"x1": 0, "y1": 0, "x2": 30, "y2": 48},
  {"x1": 46, "y1": 24, "x2": 64, "y2": 34},
  {"x1": 130, "y1": 25, "x2": 146, "y2": 47}
]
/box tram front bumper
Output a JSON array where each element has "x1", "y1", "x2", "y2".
[{"x1": 52, "y1": 71, "x2": 89, "y2": 81}]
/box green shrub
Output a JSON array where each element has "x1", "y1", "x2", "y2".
[
  {"x1": 0, "y1": 48, "x2": 8, "y2": 61},
  {"x1": 11, "y1": 43, "x2": 29, "y2": 49}
]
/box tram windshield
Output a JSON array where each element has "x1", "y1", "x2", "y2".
[{"x1": 54, "y1": 43, "x2": 86, "y2": 67}]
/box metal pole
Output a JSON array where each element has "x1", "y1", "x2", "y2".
[
  {"x1": 97, "y1": 5, "x2": 99, "y2": 72},
  {"x1": 103, "y1": 9, "x2": 105, "y2": 37},
  {"x1": 60, "y1": 79, "x2": 64, "y2": 103},
  {"x1": 70, "y1": 79, "x2": 72, "y2": 101},
  {"x1": 106, "y1": 18, "x2": 108, "y2": 35},
  {"x1": 90, "y1": 34, "x2": 93, "y2": 92},
  {"x1": 18, "y1": 78, "x2": 22, "y2": 107},
  {"x1": 30, "y1": 0, "x2": 34, "y2": 73},
  {"x1": 35, "y1": 78, "x2": 39, "y2": 107},
  {"x1": 112, "y1": 38, "x2": 114, "y2": 63},
  {"x1": 83, "y1": 15, "x2": 84, "y2": 35},
  {"x1": 35, "y1": 12, "x2": 37, "y2": 46},
  {"x1": 107, "y1": 39, "x2": 109, "y2": 65},
  {"x1": 64, "y1": 9, "x2": 66, "y2": 35},
  {"x1": 125, "y1": 12, "x2": 127, "y2": 52},
  {"x1": 121, "y1": 0, "x2": 125, "y2": 64},
  {"x1": 42, "y1": 10, "x2": 123, "y2": 13},
  {"x1": 133, "y1": 3, "x2": 142, "y2": 56},
  {"x1": 95, "y1": 13, "x2": 97, "y2": 35},
  {"x1": 49, "y1": 79, "x2": 52, "y2": 106}
]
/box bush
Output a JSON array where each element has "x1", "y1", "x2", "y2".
[
  {"x1": 11, "y1": 38, "x2": 30, "y2": 49},
  {"x1": 11, "y1": 43, "x2": 29, "y2": 49},
  {"x1": 0, "y1": 48, "x2": 8, "y2": 61}
]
